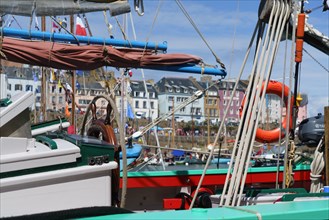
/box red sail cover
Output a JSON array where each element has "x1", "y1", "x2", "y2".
[{"x1": 0, "y1": 38, "x2": 202, "y2": 70}]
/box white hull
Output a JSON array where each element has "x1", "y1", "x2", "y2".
[{"x1": 0, "y1": 162, "x2": 117, "y2": 218}]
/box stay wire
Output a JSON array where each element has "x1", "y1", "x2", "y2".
[{"x1": 175, "y1": 0, "x2": 226, "y2": 69}]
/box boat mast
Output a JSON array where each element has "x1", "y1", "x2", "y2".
[
  {"x1": 41, "y1": 17, "x2": 47, "y2": 122},
  {"x1": 70, "y1": 15, "x2": 76, "y2": 132},
  {"x1": 171, "y1": 98, "x2": 175, "y2": 148}
]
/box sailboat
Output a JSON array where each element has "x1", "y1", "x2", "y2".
[{"x1": 0, "y1": 0, "x2": 328, "y2": 218}]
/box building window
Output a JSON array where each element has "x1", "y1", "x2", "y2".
[
  {"x1": 224, "y1": 100, "x2": 227, "y2": 106},
  {"x1": 180, "y1": 107, "x2": 185, "y2": 113},
  {"x1": 59, "y1": 96, "x2": 63, "y2": 104},
  {"x1": 15, "y1": 84, "x2": 23, "y2": 91},
  {"x1": 176, "y1": 88, "x2": 180, "y2": 93},
  {"x1": 236, "y1": 100, "x2": 240, "y2": 106},
  {"x1": 26, "y1": 85, "x2": 33, "y2": 91},
  {"x1": 78, "y1": 99, "x2": 91, "y2": 105},
  {"x1": 143, "y1": 101, "x2": 147, "y2": 109},
  {"x1": 135, "y1": 100, "x2": 139, "y2": 108},
  {"x1": 7, "y1": 84, "x2": 12, "y2": 91},
  {"x1": 168, "y1": 88, "x2": 173, "y2": 92},
  {"x1": 168, "y1": 106, "x2": 173, "y2": 111},
  {"x1": 184, "y1": 89, "x2": 188, "y2": 93},
  {"x1": 168, "y1": 96, "x2": 174, "y2": 102},
  {"x1": 51, "y1": 96, "x2": 56, "y2": 104},
  {"x1": 150, "y1": 101, "x2": 154, "y2": 109}
]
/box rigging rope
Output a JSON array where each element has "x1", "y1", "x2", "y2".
[
  {"x1": 132, "y1": 80, "x2": 221, "y2": 140},
  {"x1": 140, "y1": 0, "x2": 163, "y2": 58},
  {"x1": 212, "y1": 0, "x2": 291, "y2": 207},
  {"x1": 310, "y1": 135, "x2": 325, "y2": 193},
  {"x1": 303, "y1": 48, "x2": 329, "y2": 73},
  {"x1": 175, "y1": 0, "x2": 226, "y2": 69}
]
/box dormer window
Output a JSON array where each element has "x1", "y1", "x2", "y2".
[
  {"x1": 176, "y1": 88, "x2": 180, "y2": 93},
  {"x1": 184, "y1": 89, "x2": 188, "y2": 93},
  {"x1": 168, "y1": 88, "x2": 173, "y2": 92}
]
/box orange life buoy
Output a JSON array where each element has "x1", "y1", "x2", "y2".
[
  {"x1": 65, "y1": 103, "x2": 71, "y2": 118},
  {"x1": 240, "y1": 80, "x2": 294, "y2": 143}
]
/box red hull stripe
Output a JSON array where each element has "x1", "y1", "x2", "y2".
[{"x1": 120, "y1": 170, "x2": 311, "y2": 188}]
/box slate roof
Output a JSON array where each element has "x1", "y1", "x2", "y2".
[
  {"x1": 130, "y1": 80, "x2": 158, "y2": 98},
  {"x1": 155, "y1": 77, "x2": 198, "y2": 94}
]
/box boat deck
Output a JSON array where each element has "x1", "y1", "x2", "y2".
[{"x1": 80, "y1": 199, "x2": 329, "y2": 220}]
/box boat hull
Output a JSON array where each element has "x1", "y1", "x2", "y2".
[
  {"x1": 120, "y1": 164, "x2": 311, "y2": 210},
  {"x1": 0, "y1": 162, "x2": 117, "y2": 218}
]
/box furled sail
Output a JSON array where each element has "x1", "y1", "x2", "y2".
[
  {"x1": 0, "y1": 37, "x2": 202, "y2": 71},
  {"x1": 0, "y1": 0, "x2": 130, "y2": 17}
]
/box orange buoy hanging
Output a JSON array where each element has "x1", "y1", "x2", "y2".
[
  {"x1": 65, "y1": 103, "x2": 71, "y2": 118},
  {"x1": 240, "y1": 80, "x2": 294, "y2": 143}
]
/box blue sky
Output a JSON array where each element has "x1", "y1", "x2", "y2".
[{"x1": 6, "y1": 0, "x2": 329, "y2": 117}]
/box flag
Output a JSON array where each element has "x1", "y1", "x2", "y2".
[
  {"x1": 76, "y1": 81, "x2": 81, "y2": 90},
  {"x1": 66, "y1": 83, "x2": 72, "y2": 92},
  {"x1": 75, "y1": 16, "x2": 87, "y2": 36},
  {"x1": 33, "y1": 72, "x2": 38, "y2": 82},
  {"x1": 76, "y1": 70, "x2": 83, "y2": 76},
  {"x1": 7, "y1": 17, "x2": 14, "y2": 27},
  {"x1": 60, "y1": 17, "x2": 67, "y2": 29},
  {"x1": 50, "y1": 69, "x2": 56, "y2": 83},
  {"x1": 52, "y1": 20, "x2": 59, "y2": 32},
  {"x1": 58, "y1": 79, "x2": 62, "y2": 88},
  {"x1": 127, "y1": 102, "x2": 134, "y2": 119},
  {"x1": 35, "y1": 17, "x2": 40, "y2": 30},
  {"x1": 126, "y1": 81, "x2": 132, "y2": 94}
]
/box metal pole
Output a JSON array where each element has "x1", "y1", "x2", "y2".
[{"x1": 0, "y1": 27, "x2": 167, "y2": 51}]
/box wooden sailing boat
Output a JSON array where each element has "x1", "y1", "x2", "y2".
[{"x1": 0, "y1": 0, "x2": 328, "y2": 218}]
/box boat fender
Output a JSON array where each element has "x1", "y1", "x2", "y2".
[{"x1": 191, "y1": 187, "x2": 213, "y2": 208}]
